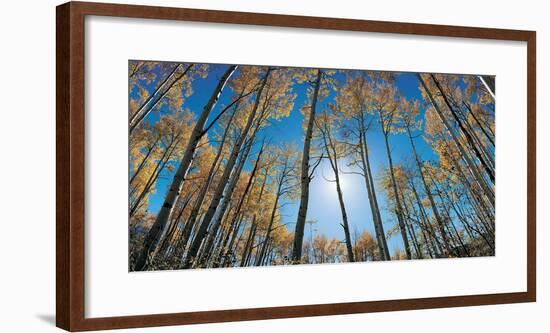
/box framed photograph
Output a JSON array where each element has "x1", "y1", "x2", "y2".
[{"x1": 56, "y1": 1, "x2": 536, "y2": 331}]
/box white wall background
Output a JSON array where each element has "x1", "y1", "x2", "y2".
[{"x1": 0, "y1": 0, "x2": 546, "y2": 332}]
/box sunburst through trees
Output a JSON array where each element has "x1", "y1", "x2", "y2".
[{"x1": 128, "y1": 61, "x2": 495, "y2": 271}]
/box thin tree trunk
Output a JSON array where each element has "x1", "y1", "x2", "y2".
[
  {"x1": 129, "y1": 61, "x2": 145, "y2": 78},
  {"x1": 381, "y1": 131, "x2": 412, "y2": 259},
  {"x1": 129, "y1": 135, "x2": 180, "y2": 217},
  {"x1": 407, "y1": 127, "x2": 453, "y2": 255},
  {"x1": 409, "y1": 181, "x2": 443, "y2": 256},
  {"x1": 406, "y1": 193, "x2": 434, "y2": 258},
  {"x1": 457, "y1": 103, "x2": 495, "y2": 169},
  {"x1": 292, "y1": 69, "x2": 322, "y2": 263},
  {"x1": 448, "y1": 197, "x2": 475, "y2": 240},
  {"x1": 130, "y1": 64, "x2": 194, "y2": 133},
  {"x1": 261, "y1": 240, "x2": 273, "y2": 266},
  {"x1": 319, "y1": 118, "x2": 355, "y2": 262},
  {"x1": 223, "y1": 214, "x2": 248, "y2": 267},
  {"x1": 358, "y1": 126, "x2": 390, "y2": 260},
  {"x1": 245, "y1": 233, "x2": 259, "y2": 267},
  {"x1": 217, "y1": 213, "x2": 243, "y2": 266},
  {"x1": 463, "y1": 101, "x2": 495, "y2": 146},
  {"x1": 129, "y1": 135, "x2": 161, "y2": 185},
  {"x1": 429, "y1": 178, "x2": 471, "y2": 257},
  {"x1": 451, "y1": 196, "x2": 494, "y2": 251},
  {"x1": 240, "y1": 168, "x2": 270, "y2": 266},
  {"x1": 224, "y1": 216, "x2": 245, "y2": 267},
  {"x1": 241, "y1": 223, "x2": 257, "y2": 266},
  {"x1": 129, "y1": 63, "x2": 181, "y2": 126},
  {"x1": 399, "y1": 188, "x2": 423, "y2": 259}
]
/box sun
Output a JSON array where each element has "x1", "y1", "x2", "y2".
[{"x1": 316, "y1": 159, "x2": 358, "y2": 198}]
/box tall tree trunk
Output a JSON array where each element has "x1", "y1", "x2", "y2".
[
  {"x1": 240, "y1": 166, "x2": 270, "y2": 266},
  {"x1": 335, "y1": 171, "x2": 355, "y2": 261},
  {"x1": 358, "y1": 126, "x2": 390, "y2": 260},
  {"x1": 381, "y1": 131, "x2": 412, "y2": 260},
  {"x1": 292, "y1": 69, "x2": 322, "y2": 263},
  {"x1": 241, "y1": 222, "x2": 257, "y2": 266},
  {"x1": 320, "y1": 119, "x2": 355, "y2": 262},
  {"x1": 183, "y1": 69, "x2": 271, "y2": 268},
  {"x1": 133, "y1": 65, "x2": 237, "y2": 271},
  {"x1": 130, "y1": 64, "x2": 194, "y2": 133},
  {"x1": 399, "y1": 188, "x2": 423, "y2": 259}
]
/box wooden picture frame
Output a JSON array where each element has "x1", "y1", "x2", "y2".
[{"x1": 56, "y1": 1, "x2": 536, "y2": 331}]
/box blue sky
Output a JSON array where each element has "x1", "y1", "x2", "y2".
[{"x1": 137, "y1": 63, "x2": 442, "y2": 255}]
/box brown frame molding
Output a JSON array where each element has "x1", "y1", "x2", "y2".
[{"x1": 56, "y1": 1, "x2": 536, "y2": 331}]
